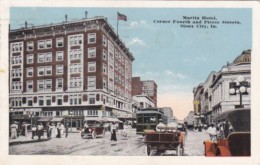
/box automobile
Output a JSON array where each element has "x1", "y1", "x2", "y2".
[
  {"x1": 81, "y1": 118, "x2": 106, "y2": 139},
  {"x1": 204, "y1": 108, "x2": 250, "y2": 156},
  {"x1": 177, "y1": 123, "x2": 186, "y2": 132}
]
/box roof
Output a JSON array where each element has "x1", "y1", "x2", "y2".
[{"x1": 233, "y1": 49, "x2": 251, "y2": 65}]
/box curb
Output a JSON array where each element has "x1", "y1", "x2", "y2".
[{"x1": 9, "y1": 138, "x2": 51, "y2": 146}]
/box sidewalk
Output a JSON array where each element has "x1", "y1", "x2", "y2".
[{"x1": 9, "y1": 132, "x2": 50, "y2": 145}]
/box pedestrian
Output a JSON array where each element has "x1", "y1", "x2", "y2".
[
  {"x1": 110, "y1": 122, "x2": 117, "y2": 141},
  {"x1": 37, "y1": 123, "x2": 44, "y2": 140},
  {"x1": 31, "y1": 124, "x2": 37, "y2": 139},
  {"x1": 156, "y1": 119, "x2": 165, "y2": 132},
  {"x1": 207, "y1": 124, "x2": 217, "y2": 142},
  {"x1": 46, "y1": 122, "x2": 51, "y2": 138},
  {"x1": 10, "y1": 121, "x2": 18, "y2": 139},
  {"x1": 65, "y1": 123, "x2": 69, "y2": 138},
  {"x1": 56, "y1": 122, "x2": 61, "y2": 138},
  {"x1": 21, "y1": 122, "x2": 26, "y2": 136},
  {"x1": 51, "y1": 123, "x2": 56, "y2": 138}
]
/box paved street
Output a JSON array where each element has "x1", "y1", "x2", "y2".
[{"x1": 9, "y1": 129, "x2": 209, "y2": 156}]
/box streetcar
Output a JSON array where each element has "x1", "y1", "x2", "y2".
[{"x1": 136, "y1": 108, "x2": 168, "y2": 135}]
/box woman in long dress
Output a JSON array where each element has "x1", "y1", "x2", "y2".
[
  {"x1": 51, "y1": 123, "x2": 57, "y2": 138},
  {"x1": 110, "y1": 122, "x2": 117, "y2": 141}
]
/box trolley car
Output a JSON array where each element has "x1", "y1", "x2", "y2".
[{"x1": 136, "y1": 108, "x2": 168, "y2": 135}]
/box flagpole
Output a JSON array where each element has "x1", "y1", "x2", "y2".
[{"x1": 117, "y1": 12, "x2": 119, "y2": 36}]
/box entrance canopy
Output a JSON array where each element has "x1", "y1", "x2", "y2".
[
  {"x1": 37, "y1": 117, "x2": 52, "y2": 122},
  {"x1": 51, "y1": 117, "x2": 64, "y2": 122}
]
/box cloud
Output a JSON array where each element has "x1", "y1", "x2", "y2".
[
  {"x1": 128, "y1": 20, "x2": 151, "y2": 29},
  {"x1": 127, "y1": 38, "x2": 147, "y2": 47}
]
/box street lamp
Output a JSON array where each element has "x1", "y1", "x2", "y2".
[
  {"x1": 69, "y1": 112, "x2": 74, "y2": 132},
  {"x1": 229, "y1": 76, "x2": 251, "y2": 108}
]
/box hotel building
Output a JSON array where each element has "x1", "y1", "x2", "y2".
[{"x1": 9, "y1": 16, "x2": 134, "y2": 128}]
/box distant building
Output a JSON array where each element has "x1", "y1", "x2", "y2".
[
  {"x1": 132, "y1": 77, "x2": 157, "y2": 107},
  {"x1": 9, "y1": 16, "x2": 135, "y2": 128},
  {"x1": 193, "y1": 50, "x2": 251, "y2": 124},
  {"x1": 133, "y1": 95, "x2": 155, "y2": 109},
  {"x1": 160, "y1": 107, "x2": 173, "y2": 123}
]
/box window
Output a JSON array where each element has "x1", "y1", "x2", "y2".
[
  {"x1": 69, "y1": 94, "x2": 82, "y2": 105},
  {"x1": 87, "y1": 110, "x2": 98, "y2": 116},
  {"x1": 57, "y1": 95, "x2": 63, "y2": 105},
  {"x1": 56, "y1": 95, "x2": 63, "y2": 105},
  {"x1": 88, "y1": 62, "x2": 96, "y2": 72},
  {"x1": 88, "y1": 76, "x2": 96, "y2": 90},
  {"x1": 38, "y1": 96, "x2": 44, "y2": 106},
  {"x1": 27, "y1": 67, "x2": 33, "y2": 77},
  {"x1": 88, "y1": 33, "x2": 96, "y2": 44},
  {"x1": 11, "y1": 42, "x2": 23, "y2": 52},
  {"x1": 56, "y1": 51, "x2": 64, "y2": 61},
  {"x1": 88, "y1": 47, "x2": 96, "y2": 58},
  {"x1": 56, "y1": 37, "x2": 64, "y2": 47},
  {"x1": 69, "y1": 63, "x2": 82, "y2": 74},
  {"x1": 45, "y1": 80, "x2": 52, "y2": 90},
  {"x1": 46, "y1": 96, "x2": 51, "y2": 106},
  {"x1": 103, "y1": 63, "x2": 107, "y2": 73},
  {"x1": 103, "y1": 77, "x2": 107, "y2": 89},
  {"x1": 69, "y1": 49, "x2": 82, "y2": 60},
  {"x1": 69, "y1": 77, "x2": 82, "y2": 88},
  {"x1": 89, "y1": 94, "x2": 95, "y2": 104},
  {"x1": 46, "y1": 39, "x2": 52, "y2": 48},
  {"x1": 45, "y1": 52, "x2": 52, "y2": 62},
  {"x1": 27, "y1": 97, "x2": 33, "y2": 106},
  {"x1": 26, "y1": 80, "x2": 33, "y2": 92},
  {"x1": 45, "y1": 66, "x2": 52, "y2": 75},
  {"x1": 56, "y1": 78, "x2": 63, "y2": 89},
  {"x1": 38, "y1": 53, "x2": 45, "y2": 63},
  {"x1": 11, "y1": 82, "x2": 22, "y2": 90},
  {"x1": 56, "y1": 65, "x2": 63, "y2": 75},
  {"x1": 11, "y1": 68, "x2": 22, "y2": 78},
  {"x1": 11, "y1": 56, "x2": 22, "y2": 65},
  {"x1": 38, "y1": 40, "x2": 45, "y2": 49},
  {"x1": 37, "y1": 80, "x2": 44, "y2": 91},
  {"x1": 103, "y1": 50, "x2": 107, "y2": 60},
  {"x1": 27, "y1": 41, "x2": 34, "y2": 51},
  {"x1": 68, "y1": 34, "x2": 83, "y2": 46},
  {"x1": 27, "y1": 54, "x2": 34, "y2": 64},
  {"x1": 103, "y1": 36, "x2": 107, "y2": 47}
]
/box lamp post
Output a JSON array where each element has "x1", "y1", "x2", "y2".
[
  {"x1": 69, "y1": 112, "x2": 74, "y2": 132},
  {"x1": 229, "y1": 76, "x2": 251, "y2": 108}
]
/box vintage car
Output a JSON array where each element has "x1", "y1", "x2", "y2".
[
  {"x1": 81, "y1": 118, "x2": 106, "y2": 139},
  {"x1": 204, "y1": 108, "x2": 250, "y2": 156}
]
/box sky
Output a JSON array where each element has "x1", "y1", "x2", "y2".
[{"x1": 10, "y1": 7, "x2": 252, "y2": 120}]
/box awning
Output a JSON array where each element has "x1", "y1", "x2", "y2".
[
  {"x1": 103, "y1": 117, "x2": 123, "y2": 123},
  {"x1": 37, "y1": 117, "x2": 53, "y2": 122},
  {"x1": 51, "y1": 117, "x2": 64, "y2": 122},
  {"x1": 85, "y1": 117, "x2": 107, "y2": 122}
]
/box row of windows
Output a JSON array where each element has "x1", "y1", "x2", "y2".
[
  {"x1": 27, "y1": 51, "x2": 64, "y2": 64},
  {"x1": 26, "y1": 78, "x2": 63, "y2": 92},
  {"x1": 26, "y1": 65, "x2": 63, "y2": 77}
]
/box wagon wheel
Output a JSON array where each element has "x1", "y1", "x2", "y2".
[
  {"x1": 176, "y1": 144, "x2": 181, "y2": 156},
  {"x1": 81, "y1": 131, "x2": 84, "y2": 139},
  {"x1": 146, "y1": 145, "x2": 151, "y2": 156},
  {"x1": 92, "y1": 131, "x2": 97, "y2": 139}
]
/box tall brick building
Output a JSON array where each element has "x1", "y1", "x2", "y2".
[
  {"x1": 9, "y1": 16, "x2": 134, "y2": 128},
  {"x1": 132, "y1": 77, "x2": 157, "y2": 107}
]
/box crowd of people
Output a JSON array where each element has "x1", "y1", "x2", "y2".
[
  {"x1": 206, "y1": 120, "x2": 234, "y2": 142},
  {"x1": 10, "y1": 121, "x2": 70, "y2": 140}
]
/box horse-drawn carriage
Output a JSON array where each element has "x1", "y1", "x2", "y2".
[{"x1": 144, "y1": 126, "x2": 185, "y2": 156}]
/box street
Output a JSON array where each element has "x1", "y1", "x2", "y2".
[{"x1": 9, "y1": 129, "x2": 209, "y2": 156}]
